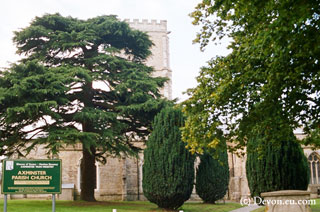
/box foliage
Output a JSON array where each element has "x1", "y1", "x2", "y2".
[
  {"x1": 0, "y1": 14, "x2": 168, "y2": 201},
  {"x1": 142, "y1": 107, "x2": 195, "y2": 210},
  {"x1": 304, "y1": 127, "x2": 320, "y2": 148},
  {"x1": 182, "y1": 0, "x2": 320, "y2": 153},
  {"x1": 196, "y1": 149, "x2": 229, "y2": 204},
  {"x1": 246, "y1": 122, "x2": 310, "y2": 198}
]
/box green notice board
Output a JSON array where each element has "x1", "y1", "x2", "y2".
[{"x1": 2, "y1": 159, "x2": 61, "y2": 194}]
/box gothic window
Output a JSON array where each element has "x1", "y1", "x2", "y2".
[{"x1": 308, "y1": 152, "x2": 320, "y2": 184}]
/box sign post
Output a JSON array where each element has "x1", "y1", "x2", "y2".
[
  {"x1": 52, "y1": 194, "x2": 56, "y2": 212},
  {"x1": 3, "y1": 194, "x2": 7, "y2": 212},
  {"x1": 1, "y1": 159, "x2": 61, "y2": 211}
]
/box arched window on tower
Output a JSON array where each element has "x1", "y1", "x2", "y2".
[{"x1": 308, "y1": 152, "x2": 320, "y2": 184}]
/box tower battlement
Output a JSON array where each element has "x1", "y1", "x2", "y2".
[
  {"x1": 123, "y1": 19, "x2": 167, "y2": 32},
  {"x1": 123, "y1": 18, "x2": 172, "y2": 100}
]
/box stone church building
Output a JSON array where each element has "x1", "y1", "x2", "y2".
[{"x1": 7, "y1": 19, "x2": 319, "y2": 201}]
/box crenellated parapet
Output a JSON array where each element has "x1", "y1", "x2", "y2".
[{"x1": 123, "y1": 19, "x2": 167, "y2": 32}]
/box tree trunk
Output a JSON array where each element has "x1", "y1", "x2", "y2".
[
  {"x1": 80, "y1": 146, "x2": 96, "y2": 201},
  {"x1": 80, "y1": 81, "x2": 97, "y2": 201}
]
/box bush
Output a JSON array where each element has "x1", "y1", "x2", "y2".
[
  {"x1": 246, "y1": 126, "x2": 310, "y2": 198},
  {"x1": 142, "y1": 107, "x2": 195, "y2": 210},
  {"x1": 196, "y1": 150, "x2": 229, "y2": 203}
]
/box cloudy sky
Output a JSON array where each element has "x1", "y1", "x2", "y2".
[{"x1": 0, "y1": 0, "x2": 230, "y2": 101}]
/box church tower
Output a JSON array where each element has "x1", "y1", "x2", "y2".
[{"x1": 125, "y1": 19, "x2": 172, "y2": 100}]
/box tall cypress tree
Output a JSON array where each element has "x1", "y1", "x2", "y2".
[
  {"x1": 246, "y1": 124, "x2": 310, "y2": 198},
  {"x1": 196, "y1": 149, "x2": 229, "y2": 203},
  {"x1": 143, "y1": 107, "x2": 195, "y2": 210}
]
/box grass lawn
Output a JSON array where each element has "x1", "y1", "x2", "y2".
[
  {"x1": 0, "y1": 200, "x2": 243, "y2": 212},
  {"x1": 312, "y1": 199, "x2": 320, "y2": 212}
]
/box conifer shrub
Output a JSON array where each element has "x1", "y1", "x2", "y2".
[
  {"x1": 246, "y1": 126, "x2": 310, "y2": 198},
  {"x1": 196, "y1": 149, "x2": 229, "y2": 203},
  {"x1": 142, "y1": 107, "x2": 195, "y2": 210}
]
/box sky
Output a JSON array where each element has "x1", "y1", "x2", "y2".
[{"x1": 0, "y1": 0, "x2": 231, "y2": 101}]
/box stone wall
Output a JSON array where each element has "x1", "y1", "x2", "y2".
[{"x1": 6, "y1": 137, "x2": 315, "y2": 201}]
